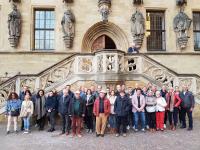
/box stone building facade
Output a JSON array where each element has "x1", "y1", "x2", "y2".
[{"x1": 0, "y1": 0, "x2": 200, "y2": 115}]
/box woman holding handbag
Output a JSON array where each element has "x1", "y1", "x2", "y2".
[
  {"x1": 20, "y1": 94, "x2": 34, "y2": 134},
  {"x1": 5, "y1": 92, "x2": 22, "y2": 134}
]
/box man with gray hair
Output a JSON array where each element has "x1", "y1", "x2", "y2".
[{"x1": 179, "y1": 85, "x2": 195, "y2": 131}]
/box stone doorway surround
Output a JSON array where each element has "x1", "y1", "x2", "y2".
[{"x1": 81, "y1": 21, "x2": 129, "y2": 52}]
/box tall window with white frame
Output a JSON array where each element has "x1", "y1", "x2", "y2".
[
  {"x1": 34, "y1": 9, "x2": 55, "y2": 50},
  {"x1": 146, "y1": 11, "x2": 166, "y2": 51},
  {"x1": 193, "y1": 12, "x2": 200, "y2": 51}
]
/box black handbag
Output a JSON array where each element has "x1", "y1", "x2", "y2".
[{"x1": 11, "y1": 109, "x2": 20, "y2": 116}]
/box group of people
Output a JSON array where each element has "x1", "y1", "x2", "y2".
[{"x1": 5, "y1": 83, "x2": 195, "y2": 137}]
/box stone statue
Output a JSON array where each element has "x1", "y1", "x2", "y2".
[
  {"x1": 61, "y1": 9, "x2": 75, "y2": 48},
  {"x1": 173, "y1": 11, "x2": 192, "y2": 49},
  {"x1": 98, "y1": 0, "x2": 111, "y2": 22},
  {"x1": 133, "y1": 0, "x2": 143, "y2": 5},
  {"x1": 131, "y1": 10, "x2": 145, "y2": 49},
  {"x1": 8, "y1": 4, "x2": 21, "y2": 47},
  {"x1": 176, "y1": 0, "x2": 187, "y2": 6}
]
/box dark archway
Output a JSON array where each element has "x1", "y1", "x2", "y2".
[{"x1": 91, "y1": 35, "x2": 117, "y2": 52}]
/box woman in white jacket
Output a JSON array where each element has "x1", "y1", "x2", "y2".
[
  {"x1": 155, "y1": 90, "x2": 167, "y2": 131},
  {"x1": 20, "y1": 95, "x2": 34, "y2": 133}
]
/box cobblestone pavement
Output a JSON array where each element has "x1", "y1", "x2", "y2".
[{"x1": 0, "y1": 119, "x2": 200, "y2": 150}]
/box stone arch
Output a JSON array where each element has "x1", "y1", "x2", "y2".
[{"x1": 82, "y1": 21, "x2": 129, "y2": 52}]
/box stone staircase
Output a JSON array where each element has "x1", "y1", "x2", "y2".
[{"x1": 0, "y1": 50, "x2": 200, "y2": 114}]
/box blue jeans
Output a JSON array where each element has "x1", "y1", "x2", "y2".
[
  {"x1": 134, "y1": 112, "x2": 146, "y2": 129},
  {"x1": 23, "y1": 117, "x2": 30, "y2": 130},
  {"x1": 108, "y1": 114, "x2": 117, "y2": 128}
]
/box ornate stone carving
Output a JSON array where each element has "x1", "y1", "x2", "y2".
[
  {"x1": 40, "y1": 60, "x2": 74, "y2": 89},
  {"x1": 176, "y1": 0, "x2": 187, "y2": 6},
  {"x1": 78, "y1": 57, "x2": 93, "y2": 73},
  {"x1": 61, "y1": 9, "x2": 75, "y2": 48},
  {"x1": 106, "y1": 55, "x2": 115, "y2": 71},
  {"x1": 173, "y1": 11, "x2": 192, "y2": 49},
  {"x1": 0, "y1": 81, "x2": 16, "y2": 113},
  {"x1": 143, "y1": 60, "x2": 174, "y2": 87},
  {"x1": 97, "y1": 55, "x2": 103, "y2": 72},
  {"x1": 126, "y1": 58, "x2": 137, "y2": 72},
  {"x1": 133, "y1": 0, "x2": 143, "y2": 5},
  {"x1": 118, "y1": 55, "x2": 124, "y2": 72},
  {"x1": 98, "y1": 0, "x2": 111, "y2": 22},
  {"x1": 63, "y1": 0, "x2": 73, "y2": 3},
  {"x1": 178, "y1": 78, "x2": 193, "y2": 90},
  {"x1": 20, "y1": 78, "x2": 36, "y2": 93},
  {"x1": 131, "y1": 10, "x2": 145, "y2": 49},
  {"x1": 8, "y1": 3, "x2": 21, "y2": 47}
]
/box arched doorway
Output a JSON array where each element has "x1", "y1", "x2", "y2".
[
  {"x1": 82, "y1": 21, "x2": 129, "y2": 52},
  {"x1": 91, "y1": 35, "x2": 117, "y2": 52}
]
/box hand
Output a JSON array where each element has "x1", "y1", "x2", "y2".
[
  {"x1": 82, "y1": 114, "x2": 85, "y2": 117},
  {"x1": 190, "y1": 108, "x2": 194, "y2": 112}
]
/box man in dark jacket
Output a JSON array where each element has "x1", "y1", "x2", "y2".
[
  {"x1": 179, "y1": 85, "x2": 195, "y2": 131},
  {"x1": 69, "y1": 91, "x2": 85, "y2": 137},
  {"x1": 114, "y1": 91, "x2": 131, "y2": 137},
  {"x1": 45, "y1": 91, "x2": 58, "y2": 132},
  {"x1": 58, "y1": 89, "x2": 72, "y2": 135}
]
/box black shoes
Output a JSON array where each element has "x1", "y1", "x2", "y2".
[
  {"x1": 180, "y1": 126, "x2": 186, "y2": 129},
  {"x1": 48, "y1": 128, "x2": 55, "y2": 132},
  {"x1": 100, "y1": 134, "x2": 104, "y2": 137},
  {"x1": 6, "y1": 131, "x2": 10, "y2": 135},
  {"x1": 96, "y1": 133, "x2": 100, "y2": 137},
  {"x1": 187, "y1": 128, "x2": 193, "y2": 131}
]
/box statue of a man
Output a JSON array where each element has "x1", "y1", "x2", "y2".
[
  {"x1": 8, "y1": 4, "x2": 21, "y2": 38},
  {"x1": 61, "y1": 9, "x2": 75, "y2": 37},
  {"x1": 131, "y1": 10, "x2": 145, "y2": 38}
]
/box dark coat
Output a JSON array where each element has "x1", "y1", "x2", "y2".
[
  {"x1": 69, "y1": 97, "x2": 86, "y2": 117},
  {"x1": 85, "y1": 95, "x2": 95, "y2": 116},
  {"x1": 45, "y1": 95, "x2": 58, "y2": 111},
  {"x1": 179, "y1": 91, "x2": 195, "y2": 109},
  {"x1": 114, "y1": 95, "x2": 130, "y2": 117},
  {"x1": 58, "y1": 95, "x2": 71, "y2": 115}
]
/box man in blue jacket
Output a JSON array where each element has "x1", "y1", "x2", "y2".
[
  {"x1": 179, "y1": 85, "x2": 195, "y2": 131},
  {"x1": 58, "y1": 89, "x2": 72, "y2": 135}
]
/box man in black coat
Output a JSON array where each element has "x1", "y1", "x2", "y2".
[
  {"x1": 58, "y1": 89, "x2": 72, "y2": 135},
  {"x1": 114, "y1": 91, "x2": 131, "y2": 137},
  {"x1": 179, "y1": 85, "x2": 195, "y2": 131}
]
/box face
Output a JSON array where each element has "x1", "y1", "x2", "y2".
[
  {"x1": 65, "y1": 85, "x2": 71, "y2": 91},
  {"x1": 63, "y1": 89, "x2": 68, "y2": 96},
  {"x1": 111, "y1": 91, "x2": 115, "y2": 96},
  {"x1": 182, "y1": 85, "x2": 188, "y2": 92},
  {"x1": 128, "y1": 88, "x2": 132, "y2": 93},
  {"x1": 142, "y1": 86, "x2": 147, "y2": 92},
  {"x1": 87, "y1": 90, "x2": 91, "y2": 95},
  {"x1": 25, "y1": 95, "x2": 30, "y2": 100},
  {"x1": 169, "y1": 88, "x2": 174, "y2": 93},
  {"x1": 148, "y1": 91, "x2": 153, "y2": 97},
  {"x1": 11, "y1": 93, "x2": 16, "y2": 99},
  {"x1": 136, "y1": 90, "x2": 141, "y2": 95},
  {"x1": 91, "y1": 86, "x2": 95, "y2": 92},
  {"x1": 39, "y1": 90, "x2": 44, "y2": 96},
  {"x1": 162, "y1": 86, "x2": 166, "y2": 91},
  {"x1": 75, "y1": 93, "x2": 80, "y2": 99},
  {"x1": 175, "y1": 86, "x2": 179, "y2": 92},
  {"x1": 99, "y1": 92, "x2": 105, "y2": 98},
  {"x1": 121, "y1": 85, "x2": 126, "y2": 91},
  {"x1": 116, "y1": 85, "x2": 121, "y2": 91},
  {"x1": 49, "y1": 92, "x2": 54, "y2": 97},
  {"x1": 156, "y1": 91, "x2": 161, "y2": 98},
  {"x1": 23, "y1": 86, "x2": 28, "y2": 92},
  {"x1": 97, "y1": 86, "x2": 102, "y2": 92}
]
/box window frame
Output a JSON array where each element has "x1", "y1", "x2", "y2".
[
  {"x1": 146, "y1": 10, "x2": 166, "y2": 51},
  {"x1": 193, "y1": 12, "x2": 200, "y2": 51},
  {"x1": 33, "y1": 8, "x2": 55, "y2": 51}
]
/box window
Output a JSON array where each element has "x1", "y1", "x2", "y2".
[
  {"x1": 146, "y1": 11, "x2": 166, "y2": 51},
  {"x1": 193, "y1": 12, "x2": 200, "y2": 50},
  {"x1": 34, "y1": 9, "x2": 55, "y2": 50}
]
